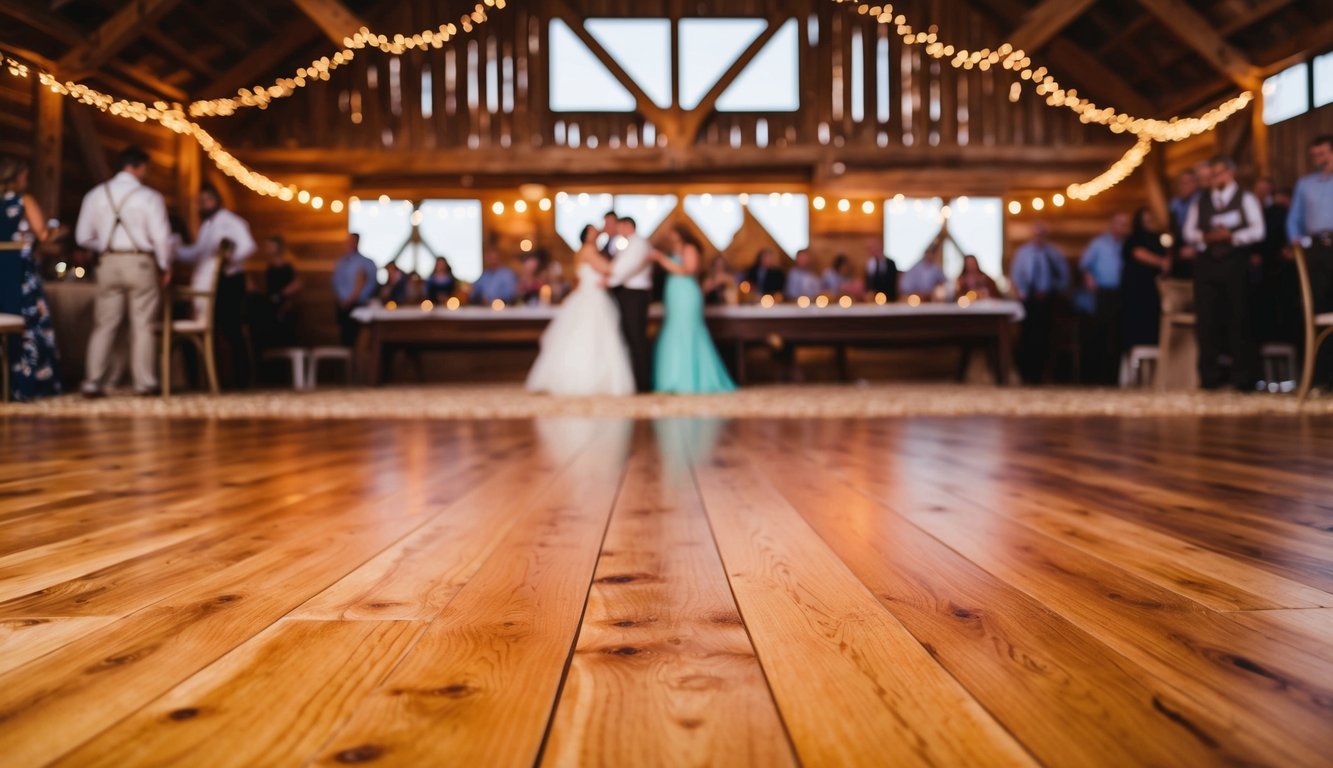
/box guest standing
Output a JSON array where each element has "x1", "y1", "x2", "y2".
[
  {"x1": 259, "y1": 235, "x2": 301, "y2": 349},
  {"x1": 651, "y1": 226, "x2": 735, "y2": 394},
  {"x1": 900, "y1": 243, "x2": 948, "y2": 299},
  {"x1": 1120, "y1": 207, "x2": 1170, "y2": 352},
  {"x1": 332, "y1": 232, "x2": 377, "y2": 347},
  {"x1": 469, "y1": 247, "x2": 518, "y2": 305},
  {"x1": 0, "y1": 156, "x2": 60, "y2": 401},
  {"x1": 1288, "y1": 134, "x2": 1333, "y2": 387},
  {"x1": 1009, "y1": 223, "x2": 1070, "y2": 384},
  {"x1": 425, "y1": 256, "x2": 456, "y2": 302},
  {"x1": 1253, "y1": 177, "x2": 1298, "y2": 345},
  {"x1": 744, "y1": 248, "x2": 786, "y2": 296},
  {"x1": 1183, "y1": 155, "x2": 1264, "y2": 390},
  {"x1": 175, "y1": 185, "x2": 256, "y2": 389},
  {"x1": 1079, "y1": 213, "x2": 1130, "y2": 384},
  {"x1": 607, "y1": 216, "x2": 655, "y2": 393},
  {"x1": 785, "y1": 248, "x2": 821, "y2": 299},
  {"x1": 955, "y1": 254, "x2": 1000, "y2": 299},
  {"x1": 864, "y1": 240, "x2": 899, "y2": 301},
  {"x1": 75, "y1": 146, "x2": 173, "y2": 397}
]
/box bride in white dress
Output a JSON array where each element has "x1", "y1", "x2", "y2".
[{"x1": 525, "y1": 224, "x2": 636, "y2": 396}]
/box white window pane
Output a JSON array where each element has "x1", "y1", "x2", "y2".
[
  {"x1": 418, "y1": 200, "x2": 484, "y2": 282},
  {"x1": 613, "y1": 194, "x2": 679, "y2": 239},
  {"x1": 1315, "y1": 51, "x2": 1333, "y2": 109},
  {"x1": 684, "y1": 194, "x2": 744, "y2": 250},
  {"x1": 349, "y1": 199, "x2": 413, "y2": 270},
  {"x1": 716, "y1": 19, "x2": 801, "y2": 112},
  {"x1": 947, "y1": 197, "x2": 1004, "y2": 282},
  {"x1": 555, "y1": 192, "x2": 615, "y2": 249},
  {"x1": 549, "y1": 19, "x2": 636, "y2": 112},
  {"x1": 747, "y1": 193, "x2": 809, "y2": 257},
  {"x1": 679, "y1": 18, "x2": 767, "y2": 110},
  {"x1": 1262, "y1": 63, "x2": 1309, "y2": 125},
  {"x1": 585, "y1": 19, "x2": 673, "y2": 108},
  {"x1": 885, "y1": 197, "x2": 943, "y2": 271}
]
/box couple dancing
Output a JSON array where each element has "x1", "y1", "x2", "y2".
[{"x1": 526, "y1": 215, "x2": 734, "y2": 396}]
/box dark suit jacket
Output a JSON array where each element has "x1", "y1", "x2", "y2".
[
  {"x1": 745, "y1": 266, "x2": 787, "y2": 295},
  {"x1": 866, "y1": 256, "x2": 899, "y2": 301}
]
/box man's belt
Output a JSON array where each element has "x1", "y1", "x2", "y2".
[{"x1": 102, "y1": 250, "x2": 155, "y2": 257}]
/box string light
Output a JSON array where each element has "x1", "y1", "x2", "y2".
[
  {"x1": 189, "y1": 2, "x2": 505, "y2": 117},
  {"x1": 1066, "y1": 138, "x2": 1152, "y2": 201}
]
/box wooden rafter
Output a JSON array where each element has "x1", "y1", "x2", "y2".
[
  {"x1": 1218, "y1": 0, "x2": 1294, "y2": 36},
  {"x1": 1134, "y1": 0, "x2": 1261, "y2": 90},
  {"x1": 197, "y1": 18, "x2": 323, "y2": 98},
  {"x1": 142, "y1": 28, "x2": 221, "y2": 81},
  {"x1": 1008, "y1": 0, "x2": 1097, "y2": 52},
  {"x1": 287, "y1": 0, "x2": 368, "y2": 45},
  {"x1": 546, "y1": 0, "x2": 674, "y2": 134},
  {"x1": 680, "y1": 18, "x2": 786, "y2": 142},
  {"x1": 58, "y1": 0, "x2": 186, "y2": 78},
  {"x1": 66, "y1": 103, "x2": 110, "y2": 183}
]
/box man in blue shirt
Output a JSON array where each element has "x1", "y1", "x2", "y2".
[
  {"x1": 1078, "y1": 213, "x2": 1130, "y2": 383},
  {"x1": 1009, "y1": 223, "x2": 1070, "y2": 384},
  {"x1": 1288, "y1": 134, "x2": 1333, "y2": 386},
  {"x1": 470, "y1": 247, "x2": 518, "y2": 305},
  {"x1": 332, "y1": 233, "x2": 377, "y2": 346},
  {"x1": 899, "y1": 244, "x2": 948, "y2": 299},
  {"x1": 784, "y1": 249, "x2": 822, "y2": 299}
]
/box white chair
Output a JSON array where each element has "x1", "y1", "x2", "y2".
[
  {"x1": 161, "y1": 259, "x2": 221, "y2": 398},
  {"x1": 307, "y1": 346, "x2": 353, "y2": 389},
  {"x1": 1260, "y1": 342, "x2": 1297, "y2": 386},
  {"x1": 1120, "y1": 345, "x2": 1159, "y2": 388},
  {"x1": 1294, "y1": 244, "x2": 1333, "y2": 401},
  {"x1": 0, "y1": 312, "x2": 23, "y2": 402},
  {"x1": 262, "y1": 347, "x2": 309, "y2": 390}
]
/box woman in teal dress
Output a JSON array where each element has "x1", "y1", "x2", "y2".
[
  {"x1": 651, "y1": 226, "x2": 736, "y2": 394},
  {"x1": 0, "y1": 156, "x2": 61, "y2": 402}
]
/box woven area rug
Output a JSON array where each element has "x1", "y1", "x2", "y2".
[{"x1": 4, "y1": 384, "x2": 1332, "y2": 420}]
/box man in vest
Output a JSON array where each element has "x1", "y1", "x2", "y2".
[{"x1": 1183, "y1": 155, "x2": 1265, "y2": 390}]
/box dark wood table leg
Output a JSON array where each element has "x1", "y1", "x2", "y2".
[
  {"x1": 366, "y1": 326, "x2": 384, "y2": 387},
  {"x1": 735, "y1": 340, "x2": 747, "y2": 386},
  {"x1": 994, "y1": 322, "x2": 1013, "y2": 386},
  {"x1": 836, "y1": 344, "x2": 850, "y2": 382}
]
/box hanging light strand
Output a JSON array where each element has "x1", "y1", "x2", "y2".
[
  {"x1": 832, "y1": 1, "x2": 1252, "y2": 144},
  {"x1": 189, "y1": 0, "x2": 506, "y2": 117},
  {"x1": 1066, "y1": 138, "x2": 1153, "y2": 201}
]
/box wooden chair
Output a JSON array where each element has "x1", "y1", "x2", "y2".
[
  {"x1": 161, "y1": 258, "x2": 222, "y2": 398},
  {"x1": 1156, "y1": 278, "x2": 1198, "y2": 391},
  {"x1": 0, "y1": 312, "x2": 23, "y2": 402},
  {"x1": 1294, "y1": 243, "x2": 1333, "y2": 401}
]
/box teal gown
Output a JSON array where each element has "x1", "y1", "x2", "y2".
[{"x1": 653, "y1": 256, "x2": 736, "y2": 394}]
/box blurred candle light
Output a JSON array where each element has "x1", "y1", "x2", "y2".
[
  {"x1": 839, "y1": 295, "x2": 853, "y2": 308},
  {"x1": 874, "y1": 291, "x2": 887, "y2": 305},
  {"x1": 386, "y1": 301, "x2": 398, "y2": 310},
  {"x1": 907, "y1": 294, "x2": 921, "y2": 306},
  {"x1": 797, "y1": 295, "x2": 811, "y2": 308},
  {"x1": 446, "y1": 296, "x2": 461, "y2": 310},
  {"x1": 73, "y1": 266, "x2": 86, "y2": 278},
  {"x1": 520, "y1": 239, "x2": 533, "y2": 252},
  {"x1": 760, "y1": 294, "x2": 775, "y2": 308},
  {"x1": 815, "y1": 295, "x2": 830, "y2": 308},
  {"x1": 491, "y1": 299, "x2": 505, "y2": 310},
  {"x1": 421, "y1": 300, "x2": 434, "y2": 311}
]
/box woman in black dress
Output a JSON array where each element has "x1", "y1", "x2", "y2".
[
  {"x1": 1120, "y1": 207, "x2": 1171, "y2": 351},
  {"x1": 260, "y1": 235, "x2": 302, "y2": 349}
]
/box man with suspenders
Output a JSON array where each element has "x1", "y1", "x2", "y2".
[{"x1": 74, "y1": 146, "x2": 173, "y2": 397}]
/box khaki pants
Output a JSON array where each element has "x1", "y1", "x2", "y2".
[{"x1": 85, "y1": 253, "x2": 160, "y2": 392}]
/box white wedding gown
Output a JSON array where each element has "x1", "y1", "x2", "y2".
[{"x1": 525, "y1": 261, "x2": 636, "y2": 396}]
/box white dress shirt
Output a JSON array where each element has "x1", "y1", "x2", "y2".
[
  {"x1": 608, "y1": 233, "x2": 654, "y2": 290},
  {"x1": 175, "y1": 208, "x2": 257, "y2": 293},
  {"x1": 1182, "y1": 182, "x2": 1265, "y2": 250},
  {"x1": 74, "y1": 171, "x2": 173, "y2": 270}
]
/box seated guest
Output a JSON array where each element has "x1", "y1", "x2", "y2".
[
  {"x1": 864, "y1": 239, "x2": 899, "y2": 301},
  {"x1": 517, "y1": 251, "x2": 551, "y2": 305},
  {"x1": 425, "y1": 256, "x2": 456, "y2": 302},
  {"x1": 332, "y1": 233, "x2": 377, "y2": 346},
  {"x1": 744, "y1": 247, "x2": 786, "y2": 296},
  {"x1": 1121, "y1": 206, "x2": 1169, "y2": 353},
  {"x1": 955, "y1": 254, "x2": 1000, "y2": 299},
  {"x1": 258, "y1": 235, "x2": 302, "y2": 349},
  {"x1": 899, "y1": 243, "x2": 947, "y2": 299},
  {"x1": 470, "y1": 247, "x2": 518, "y2": 305},
  {"x1": 821, "y1": 253, "x2": 855, "y2": 294},
  {"x1": 701, "y1": 254, "x2": 737, "y2": 305},
  {"x1": 785, "y1": 248, "x2": 822, "y2": 299},
  {"x1": 378, "y1": 261, "x2": 412, "y2": 305}
]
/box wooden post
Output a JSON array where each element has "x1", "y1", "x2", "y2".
[
  {"x1": 1250, "y1": 88, "x2": 1270, "y2": 178},
  {"x1": 31, "y1": 78, "x2": 63, "y2": 217},
  {"x1": 176, "y1": 134, "x2": 201, "y2": 237},
  {"x1": 1143, "y1": 147, "x2": 1170, "y2": 227}
]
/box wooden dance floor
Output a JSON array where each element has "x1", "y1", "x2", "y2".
[{"x1": 1, "y1": 415, "x2": 1331, "y2": 767}]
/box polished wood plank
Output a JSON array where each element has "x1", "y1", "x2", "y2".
[
  {"x1": 689, "y1": 428, "x2": 1035, "y2": 767},
  {"x1": 543, "y1": 423, "x2": 795, "y2": 767}
]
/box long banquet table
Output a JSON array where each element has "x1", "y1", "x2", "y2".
[{"x1": 352, "y1": 299, "x2": 1025, "y2": 386}]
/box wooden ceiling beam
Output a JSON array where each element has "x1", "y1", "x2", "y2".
[
  {"x1": 1008, "y1": 0, "x2": 1097, "y2": 52},
  {"x1": 197, "y1": 19, "x2": 323, "y2": 99},
  {"x1": 142, "y1": 28, "x2": 221, "y2": 81},
  {"x1": 287, "y1": 0, "x2": 367, "y2": 45},
  {"x1": 58, "y1": 0, "x2": 186, "y2": 77},
  {"x1": 1134, "y1": 0, "x2": 1262, "y2": 90},
  {"x1": 0, "y1": 0, "x2": 82, "y2": 45}
]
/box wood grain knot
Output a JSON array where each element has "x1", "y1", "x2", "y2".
[
  {"x1": 706, "y1": 612, "x2": 743, "y2": 625},
  {"x1": 604, "y1": 646, "x2": 641, "y2": 656},
  {"x1": 597, "y1": 574, "x2": 648, "y2": 584},
  {"x1": 366, "y1": 601, "x2": 401, "y2": 610},
  {"x1": 677, "y1": 718, "x2": 704, "y2": 730},
  {"x1": 432, "y1": 684, "x2": 478, "y2": 698},
  {"x1": 211, "y1": 594, "x2": 242, "y2": 604},
  {"x1": 612, "y1": 620, "x2": 638, "y2": 628},
  {"x1": 951, "y1": 608, "x2": 979, "y2": 619},
  {"x1": 334, "y1": 745, "x2": 385, "y2": 763},
  {"x1": 167, "y1": 707, "x2": 200, "y2": 721}
]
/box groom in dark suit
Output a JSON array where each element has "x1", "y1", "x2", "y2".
[{"x1": 606, "y1": 216, "x2": 655, "y2": 392}]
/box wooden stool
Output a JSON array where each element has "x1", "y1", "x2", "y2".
[{"x1": 0, "y1": 312, "x2": 23, "y2": 402}]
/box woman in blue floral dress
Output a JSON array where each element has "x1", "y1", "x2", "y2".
[{"x1": 1, "y1": 156, "x2": 62, "y2": 401}]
